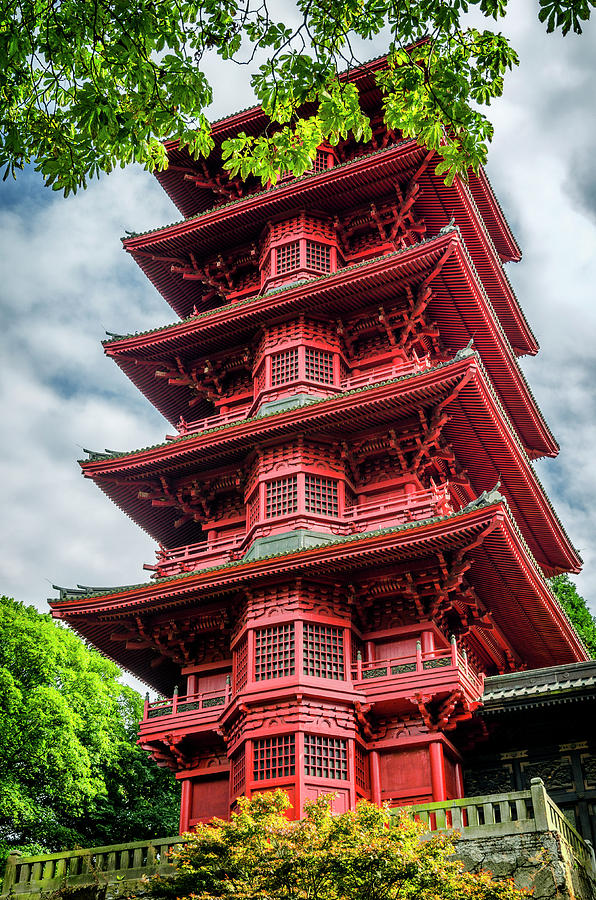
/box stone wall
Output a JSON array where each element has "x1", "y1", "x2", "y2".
[{"x1": 455, "y1": 831, "x2": 596, "y2": 900}]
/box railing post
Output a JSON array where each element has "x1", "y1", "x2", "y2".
[
  {"x1": 3, "y1": 851, "x2": 21, "y2": 893},
  {"x1": 585, "y1": 840, "x2": 596, "y2": 874},
  {"x1": 356, "y1": 651, "x2": 363, "y2": 680},
  {"x1": 530, "y1": 777, "x2": 550, "y2": 832},
  {"x1": 450, "y1": 634, "x2": 458, "y2": 665},
  {"x1": 172, "y1": 685, "x2": 179, "y2": 715},
  {"x1": 225, "y1": 674, "x2": 231, "y2": 704},
  {"x1": 462, "y1": 647, "x2": 469, "y2": 674},
  {"x1": 416, "y1": 640, "x2": 422, "y2": 672},
  {"x1": 144, "y1": 692, "x2": 149, "y2": 718}
]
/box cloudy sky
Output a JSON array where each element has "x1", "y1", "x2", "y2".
[{"x1": 2, "y1": 2, "x2": 596, "y2": 656}]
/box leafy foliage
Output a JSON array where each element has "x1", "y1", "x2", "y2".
[
  {"x1": 1, "y1": 0, "x2": 593, "y2": 194},
  {"x1": 150, "y1": 790, "x2": 528, "y2": 900},
  {"x1": 0, "y1": 596, "x2": 179, "y2": 861},
  {"x1": 550, "y1": 574, "x2": 596, "y2": 657}
]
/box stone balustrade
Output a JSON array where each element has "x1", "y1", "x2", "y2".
[{"x1": 3, "y1": 780, "x2": 595, "y2": 899}]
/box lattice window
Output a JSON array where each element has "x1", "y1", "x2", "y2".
[
  {"x1": 266, "y1": 476, "x2": 298, "y2": 518},
  {"x1": 247, "y1": 492, "x2": 260, "y2": 530},
  {"x1": 304, "y1": 474, "x2": 338, "y2": 516},
  {"x1": 255, "y1": 362, "x2": 266, "y2": 393},
  {"x1": 255, "y1": 624, "x2": 295, "y2": 680},
  {"x1": 313, "y1": 149, "x2": 329, "y2": 173},
  {"x1": 276, "y1": 241, "x2": 300, "y2": 274},
  {"x1": 253, "y1": 735, "x2": 295, "y2": 780},
  {"x1": 231, "y1": 751, "x2": 246, "y2": 796},
  {"x1": 271, "y1": 347, "x2": 299, "y2": 386},
  {"x1": 303, "y1": 623, "x2": 345, "y2": 679},
  {"x1": 304, "y1": 735, "x2": 348, "y2": 779},
  {"x1": 304, "y1": 347, "x2": 333, "y2": 384},
  {"x1": 355, "y1": 744, "x2": 369, "y2": 790},
  {"x1": 305, "y1": 241, "x2": 331, "y2": 272},
  {"x1": 234, "y1": 636, "x2": 248, "y2": 691}
]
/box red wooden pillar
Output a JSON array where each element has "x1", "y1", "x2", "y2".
[
  {"x1": 429, "y1": 741, "x2": 447, "y2": 801},
  {"x1": 179, "y1": 778, "x2": 192, "y2": 832},
  {"x1": 370, "y1": 750, "x2": 382, "y2": 805},
  {"x1": 295, "y1": 730, "x2": 305, "y2": 818}
]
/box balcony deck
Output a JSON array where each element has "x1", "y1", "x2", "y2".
[
  {"x1": 139, "y1": 686, "x2": 230, "y2": 741},
  {"x1": 353, "y1": 644, "x2": 485, "y2": 715},
  {"x1": 144, "y1": 484, "x2": 454, "y2": 579}
]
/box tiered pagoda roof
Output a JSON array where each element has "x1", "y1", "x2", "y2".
[
  {"x1": 51, "y1": 495, "x2": 585, "y2": 692},
  {"x1": 108, "y1": 231, "x2": 552, "y2": 455},
  {"x1": 81, "y1": 352, "x2": 578, "y2": 574}
]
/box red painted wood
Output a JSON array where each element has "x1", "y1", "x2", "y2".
[{"x1": 49, "y1": 59, "x2": 589, "y2": 828}]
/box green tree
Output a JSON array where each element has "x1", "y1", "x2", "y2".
[
  {"x1": 550, "y1": 574, "x2": 596, "y2": 658},
  {"x1": 0, "y1": 1, "x2": 592, "y2": 195},
  {"x1": 0, "y1": 596, "x2": 179, "y2": 861},
  {"x1": 150, "y1": 791, "x2": 527, "y2": 900}
]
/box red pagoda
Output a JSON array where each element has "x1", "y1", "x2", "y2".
[{"x1": 50, "y1": 56, "x2": 588, "y2": 832}]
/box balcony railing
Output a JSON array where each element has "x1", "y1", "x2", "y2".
[
  {"x1": 140, "y1": 685, "x2": 231, "y2": 732},
  {"x1": 144, "y1": 534, "x2": 245, "y2": 578},
  {"x1": 164, "y1": 357, "x2": 433, "y2": 441},
  {"x1": 342, "y1": 355, "x2": 431, "y2": 390},
  {"x1": 352, "y1": 640, "x2": 484, "y2": 699},
  {"x1": 145, "y1": 485, "x2": 454, "y2": 579},
  {"x1": 344, "y1": 484, "x2": 452, "y2": 530}
]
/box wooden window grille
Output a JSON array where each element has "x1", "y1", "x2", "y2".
[
  {"x1": 313, "y1": 149, "x2": 329, "y2": 173},
  {"x1": 234, "y1": 636, "x2": 248, "y2": 691},
  {"x1": 247, "y1": 492, "x2": 260, "y2": 530},
  {"x1": 231, "y1": 751, "x2": 246, "y2": 796},
  {"x1": 266, "y1": 476, "x2": 298, "y2": 518},
  {"x1": 255, "y1": 624, "x2": 295, "y2": 680},
  {"x1": 304, "y1": 735, "x2": 348, "y2": 780},
  {"x1": 255, "y1": 362, "x2": 266, "y2": 392},
  {"x1": 253, "y1": 735, "x2": 295, "y2": 780},
  {"x1": 271, "y1": 347, "x2": 299, "y2": 386},
  {"x1": 305, "y1": 241, "x2": 331, "y2": 272},
  {"x1": 276, "y1": 241, "x2": 300, "y2": 274},
  {"x1": 354, "y1": 745, "x2": 369, "y2": 790},
  {"x1": 304, "y1": 347, "x2": 333, "y2": 384},
  {"x1": 304, "y1": 474, "x2": 338, "y2": 516},
  {"x1": 303, "y1": 623, "x2": 345, "y2": 679}
]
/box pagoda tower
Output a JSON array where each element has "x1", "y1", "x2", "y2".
[{"x1": 50, "y1": 56, "x2": 587, "y2": 832}]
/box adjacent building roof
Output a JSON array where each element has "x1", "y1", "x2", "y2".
[{"x1": 482, "y1": 660, "x2": 596, "y2": 712}]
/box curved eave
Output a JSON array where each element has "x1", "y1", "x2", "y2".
[
  {"x1": 124, "y1": 141, "x2": 426, "y2": 317},
  {"x1": 467, "y1": 168, "x2": 521, "y2": 264},
  {"x1": 417, "y1": 170, "x2": 535, "y2": 355},
  {"x1": 124, "y1": 145, "x2": 530, "y2": 356},
  {"x1": 80, "y1": 355, "x2": 580, "y2": 575},
  {"x1": 108, "y1": 232, "x2": 555, "y2": 458},
  {"x1": 48, "y1": 501, "x2": 587, "y2": 692},
  {"x1": 155, "y1": 54, "x2": 391, "y2": 219},
  {"x1": 155, "y1": 56, "x2": 520, "y2": 264}
]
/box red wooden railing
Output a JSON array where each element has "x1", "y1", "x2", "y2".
[
  {"x1": 145, "y1": 485, "x2": 454, "y2": 578},
  {"x1": 352, "y1": 641, "x2": 484, "y2": 695},
  {"x1": 164, "y1": 357, "x2": 433, "y2": 440},
  {"x1": 344, "y1": 484, "x2": 452, "y2": 527},
  {"x1": 342, "y1": 356, "x2": 431, "y2": 390},
  {"x1": 142, "y1": 683, "x2": 231, "y2": 723}
]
